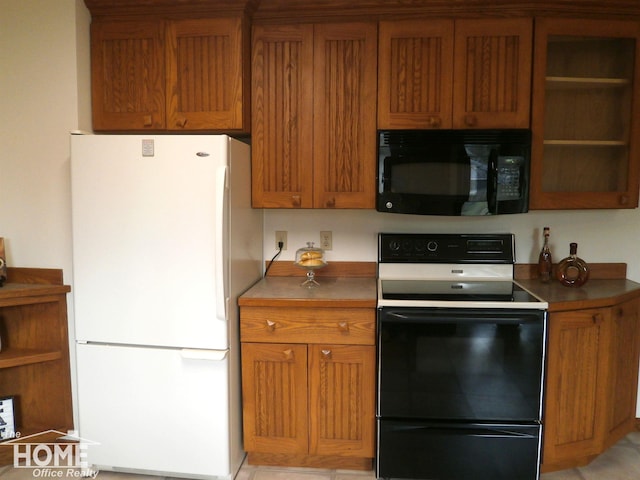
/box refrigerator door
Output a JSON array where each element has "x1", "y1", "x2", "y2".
[
  {"x1": 76, "y1": 343, "x2": 243, "y2": 478},
  {"x1": 71, "y1": 135, "x2": 230, "y2": 350}
]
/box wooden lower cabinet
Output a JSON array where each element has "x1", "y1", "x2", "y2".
[
  {"x1": 542, "y1": 297, "x2": 640, "y2": 472},
  {"x1": 240, "y1": 306, "x2": 375, "y2": 469},
  {"x1": 0, "y1": 268, "x2": 72, "y2": 466}
]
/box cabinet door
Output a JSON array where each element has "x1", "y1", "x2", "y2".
[
  {"x1": 91, "y1": 20, "x2": 165, "y2": 130},
  {"x1": 452, "y1": 18, "x2": 532, "y2": 129},
  {"x1": 166, "y1": 17, "x2": 248, "y2": 131},
  {"x1": 530, "y1": 19, "x2": 640, "y2": 209},
  {"x1": 308, "y1": 344, "x2": 375, "y2": 457},
  {"x1": 606, "y1": 298, "x2": 640, "y2": 447},
  {"x1": 251, "y1": 24, "x2": 314, "y2": 208},
  {"x1": 241, "y1": 343, "x2": 308, "y2": 454},
  {"x1": 378, "y1": 20, "x2": 454, "y2": 129},
  {"x1": 543, "y1": 308, "x2": 610, "y2": 468},
  {"x1": 313, "y1": 22, "x2": 377, "y2": 209}
]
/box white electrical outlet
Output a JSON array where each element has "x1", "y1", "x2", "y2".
[
  {"x1": 275, "y1": 231, "x2": 287, "y2": 250},
  {"x1": 320, "y1": 231, "x2": 332, "y2": 250}
]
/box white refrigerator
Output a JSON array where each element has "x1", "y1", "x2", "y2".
[{"x1": 70, "y1": 133, "x2": 263, "y2": 479}]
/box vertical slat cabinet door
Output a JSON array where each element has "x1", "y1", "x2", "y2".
[
  {"x1": 313, "y1": 22, "x2": 378, "y2": 209},
  {"x1": 606, "y1": 298, "x2": 640, "y2": 447},
  {"x1": 241, "y1": 343, "x2": 309, "y2": 454},
  {"x1": 453, "y1": 18, "x2": 532, "y2": 129},
  {"x1": 91, "y1": 21, "x2": 165, "y2": 130},
  {"x1": 378, "y1": 20, "x2": 454, "y2": 129},
  {"x1": 543, "y1": 308, "x2": 610, "y2": 469},
  {"x1": 308, "y1": 344, "x2": 376, "y2": 457},
  {"x1": 251, "y1": 24, "x2": 314, "y2": 208},
  {"x1": 166, "y1": 17, "x2": 248, "y2": 131}
]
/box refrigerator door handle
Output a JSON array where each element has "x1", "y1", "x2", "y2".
[
  {"x1": 215, "y1": 164, "x2": 228, "y2": 323},
  {"x1": 180, "y1": 348, "x2": 229, "y2": 361}
]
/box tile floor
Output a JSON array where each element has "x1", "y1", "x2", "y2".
[{"x1": 1, "y1": 432, "x2": 639, "y2": 480}]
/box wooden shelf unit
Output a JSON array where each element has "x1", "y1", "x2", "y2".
[{"x1": 0, "y1": 268, "x2": 72, "y2": 466}]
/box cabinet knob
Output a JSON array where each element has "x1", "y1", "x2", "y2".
[
  {"x1": 176, "y1": 117, "x2": 188, "y2": 128},
  {"x1": 337, "y1": 322, "x2": 349, "y2": 333},
  {"x1": 464, "y1": 115, "x2": 477, "y2": 127},
  {"x1": 428, "y1": 116, "x2": 442, "y2": 128},
  {"x1": 619, "y1": 195, "x2": 629, "y2": 205},
  {"x1": 143, "y1": 115, "x2": 153, "y2": 127},
  {"x1": 265, "y1": 320, "x2": 276, "y2": 332},
  {"x1": 292, "y1": 195, "x2": 301, "y2": 207},
  {"x1": 283, "y1": 349, "x2": 294, "y2": 360},
  {"x1": 321, "y1": 349, "x2": 332, "y2": 359},
  {"x1": 592, "y1": 313, "x2": 604, "y2": 324},
  {"x1": 326, "y1": 197, "x2": 336, "y2": 208}
]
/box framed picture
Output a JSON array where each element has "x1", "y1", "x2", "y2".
[
  {"x1": 0, "y1": 237, "x2": 6, "y2": 286},
  {"x1": 0, "y1": 396, "x2": 16, "y2": 441}
]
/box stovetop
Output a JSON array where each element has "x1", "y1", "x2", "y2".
[{"x1": 378, "y1": 233, "x2": 547, "y2": 309}]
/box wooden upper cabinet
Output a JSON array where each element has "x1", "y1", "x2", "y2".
[
  {"x1": 313, "y1": 23, "x2": 377, "y2": 209},
  {"x1": 377, "y1": 20, "x2": 454, "y2": 129},
  {"x1": 91, "y1": 16, "x2": 249, "y2": 132},
  {"x1": 251, "y1": 24, "x2": 314, "y2": 208},
  {"x1": 530, "y1": 18, "x2": 640, "y2": 210},
  {"x1": 378, "y1": 18, "x2": 532, "y2": 129},
  {"x1": 453, "y1": 18, "x2": 532, "y2": 129},
  {"x1": 91, "y1": 21, "x2": 166, "y2": 130},
  {"x1": 252, "y1": 22, "x2": 377, "y2": 209},
  {"x1": 166, "y1": 17, "x2": 248, "y2": 131}
]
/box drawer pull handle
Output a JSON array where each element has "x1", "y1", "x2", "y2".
[
  {"x1": 321, "y1": 349, "x2": 332, "y2": 359},
  {"x1": 337, "y1": 322, "x2": 349, "y2": 333},
  {"x1": 283, "y1": 349, "x2": 294, "y2": 360},
  {"x1": 266, "y1": 320, "x2": 276, "y2": 332}
]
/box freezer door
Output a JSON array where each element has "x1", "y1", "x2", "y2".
[
  {"x1": 71, "y1": 135, "x2": 230, "y2": 349},
  {"x1": 76, "y1": 343, "x2": 242, "y2": 478}
]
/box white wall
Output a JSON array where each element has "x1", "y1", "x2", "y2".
[
  {"x1": 1, "y1": 0, "x2": 91, "y2": 428},
  {"x1": 264, "y1": 208, "x2": 640, "y2": 280}
]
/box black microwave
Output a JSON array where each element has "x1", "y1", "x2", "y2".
[{"x1": 377, "y1": 129, "x2": 531, "y2": 216}]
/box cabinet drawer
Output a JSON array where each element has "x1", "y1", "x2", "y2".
[{"x1": 240, "y1": 307, "x2": 375, "y2": 345}]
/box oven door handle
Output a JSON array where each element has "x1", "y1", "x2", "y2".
[
  {"x1": 382, "y1": 310, "x2": 542, "y2": 325},
  {"x1": 393, "y1": 424, "x2": 539, "y2": 439}
]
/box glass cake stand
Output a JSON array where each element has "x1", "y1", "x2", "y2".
[{"x1": 294, "y1": 242, "x2": 327, "y2": 287}]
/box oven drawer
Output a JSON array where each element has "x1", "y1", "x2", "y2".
[
  {"x1": 240, "y1": 306, "x2": 375, "y2": 345},
  {"x1": 377, "y1": 419, "x2": 541, "y2": 480}
]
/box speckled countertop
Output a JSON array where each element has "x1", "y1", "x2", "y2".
[{"x1": 238, "y1": 276, "x2": 377, "y2": 308}]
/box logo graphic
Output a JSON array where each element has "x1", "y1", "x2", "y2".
[{"x1": 2, "y1": 430, "x2": 99, "y2": 478}]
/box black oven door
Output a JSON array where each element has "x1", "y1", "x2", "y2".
[{"x1": 377, "y1": 307, "x2": 546, "y2": 421}]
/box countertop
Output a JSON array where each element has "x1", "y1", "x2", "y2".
[
  {"x1": 239, "y1": 262, "x2": 640, "y2": 312},
  {"x1": 518, "y1": 278, "x2": 640, "y2": 312},
  {"x1": 238, "y1": 276, "x2": 377, "y2": 308}
]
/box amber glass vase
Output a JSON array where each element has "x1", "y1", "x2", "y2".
[{"x1": 556, "y1": 242, "x2": 589, "y2": 287}]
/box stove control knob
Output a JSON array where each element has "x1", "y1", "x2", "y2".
[
  {"x1": 389, "y1": 240, "x2": 401, "y2": 251},
  {"x1": 427, "y1": 241, "x2": 438, "y2": 252}
]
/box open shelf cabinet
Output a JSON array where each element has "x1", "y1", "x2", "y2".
[{"x1": 0, "y1": 268, "x2": 72, "y2": 466}]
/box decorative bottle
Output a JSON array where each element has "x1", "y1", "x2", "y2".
[
  {"x1": 556, "y1": 242, "x2": 590, "y2": 287},
  {"x1": 537, "y1": 227, "x2": 553, "y2": 283}
]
